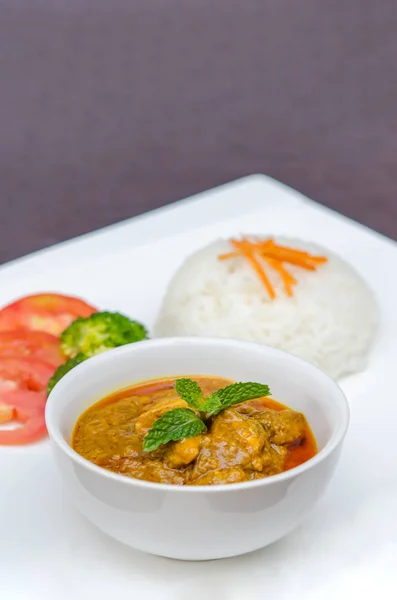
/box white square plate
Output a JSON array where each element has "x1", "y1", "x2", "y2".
[{"x1": 1, "y1": 175, "x2": 397, "y2": 599}]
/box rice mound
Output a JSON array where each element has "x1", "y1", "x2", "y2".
[{"x1": 154, "y1": 237, "x2": 378, "y2": 379}]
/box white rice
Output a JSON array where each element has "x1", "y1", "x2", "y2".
[{"x1": 154, "y1": 237, "x2": 378, "y2": 380}]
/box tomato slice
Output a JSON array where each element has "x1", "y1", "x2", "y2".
[
  {"x1": 0, "y1": 331, "x2": 64, "y2": 367},
  {"x1": 0, "y1": 390, "x2": 47, "y2": 444},
  {"x1": 0, "y1": 357, "x2": 54, "y2": 393},
  {"x1": 0, "y1": 293, "x2": 97, "y2": 336}
]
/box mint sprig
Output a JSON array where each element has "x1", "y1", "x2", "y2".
[
  {"x1": 202, "y1": 382, "x2": 270, "y2": 416},
  {"x1": 142, "y1": 379, "x2": 271, "y2": 452},
  {"x1": 175, "y1": 378, "x2": 203, "y2": 410},
  {"x1": 143, "y1": 408, "x2": 207, "y2": 452}
]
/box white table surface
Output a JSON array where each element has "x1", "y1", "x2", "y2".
[{"x1": 1, "y1": 175, "x2": 397, "y2": 599}]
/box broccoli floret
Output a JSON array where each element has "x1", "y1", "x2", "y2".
[
  {"x1": 60, "y1": 311, "x2": 148, "y2": 359},
  {"x1": 47, "y1": 353, "x2": 87, "y2": 396}
]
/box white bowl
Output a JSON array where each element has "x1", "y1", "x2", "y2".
[{"x1": 45, "y1": 338, "x2": 349, "y2": 561}]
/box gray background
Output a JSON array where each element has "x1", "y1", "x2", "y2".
[{"x1": 1, "y1": 0, "x2": 396, "y2": 264}]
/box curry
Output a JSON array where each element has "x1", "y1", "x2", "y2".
[{"x1": 72, "y1": 376, "x2": 317, "y2": 485}]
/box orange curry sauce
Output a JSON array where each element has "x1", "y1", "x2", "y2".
[{"x1": 72, "y1": 377, "x2": 317, "y2": 485}]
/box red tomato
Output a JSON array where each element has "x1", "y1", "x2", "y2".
[
  {"x1": 0, "y1": 331, "x2": 64, "y2": 367},
  {"x1": 0, "y1": 357, "x2": 54, "y2": 393},
  {"x1": 0, "y1": 293, "x2": 97, "y2": 336},
  {"x1": 0, "y1": 390, "x2": 47, "y2": 444}
]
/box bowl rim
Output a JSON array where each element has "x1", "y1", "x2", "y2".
[{"x1": 45, "y1": 337, "x2": 350, "y2": 493}]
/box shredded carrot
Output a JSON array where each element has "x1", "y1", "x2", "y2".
[
  {"x1": 219, "y1": 237, "x2": 328, "y2": 299},
  {"x1": 218, "y1": 251, "x2": 239, "y2": 261},
  {"x1": 261, "y1": 250, "x2": 317, "y2": 271},
  {"x1": 254, "y1": 243, "x2": 326, "y2": 264},
  {"x1": 219, "y1": 247, "x2": 326, "y2": 268},
  {"x1": 230, "y1": 239, "x2": 276, "y2": 299},
  {"x1": 263, "y1": 257, "x2": 295, "y2": 297}
]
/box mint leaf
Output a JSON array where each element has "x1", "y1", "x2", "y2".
[
  {"x1": 175, "y1": 378, "x2": 203, "y2": 410},
  {"x1": 143, "y1": 408, "x2": 206, "y2": 452},
  {"x1": 199, "y1": 392, "x2": 223, "y2": 416},
  {"x1": 202, "y1": 382, "x2": 271, "y2": 416}
]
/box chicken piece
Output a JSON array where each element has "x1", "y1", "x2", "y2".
[
  {"x1": 189, "y1": 467, "x2": 246, "y2": 485},
  {"x1": 134, "y1": 398, "x2": 188, "y2": 437},
  {"x1": 235, "y1": 399, "x2": 269, "y2": 418},
  {"x1": 190, "y1": 408, "x2": 266, "y2": 480},
  {"x1": 263, "y1": 442, "x2": 288, "y2": 475},
  {"x1": 258, "y1": 410, "x2": 306, "y2": 446},
  {"x1": 99, "y1": 455, "x2": 186, "y2": 485},
  {"x1": 247, "y1": 471, "x2": 267, "y2": 481},
  {"x1": 164, "y1": 436, "x2": 202, "y2": 469}
]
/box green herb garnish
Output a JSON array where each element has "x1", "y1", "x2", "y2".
[
  {"x1": 174, "y1": 378, "x2": 204, "y2": 410},
  {"x1": 202, "y1": 382, "x2": 270, "y2": 416},
  {"x1": 142, "y1": 408, "x2": 207, "y2": 453},
  {"x1": 143, "y1": 379, "x2": 271, "y2": 452}
]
